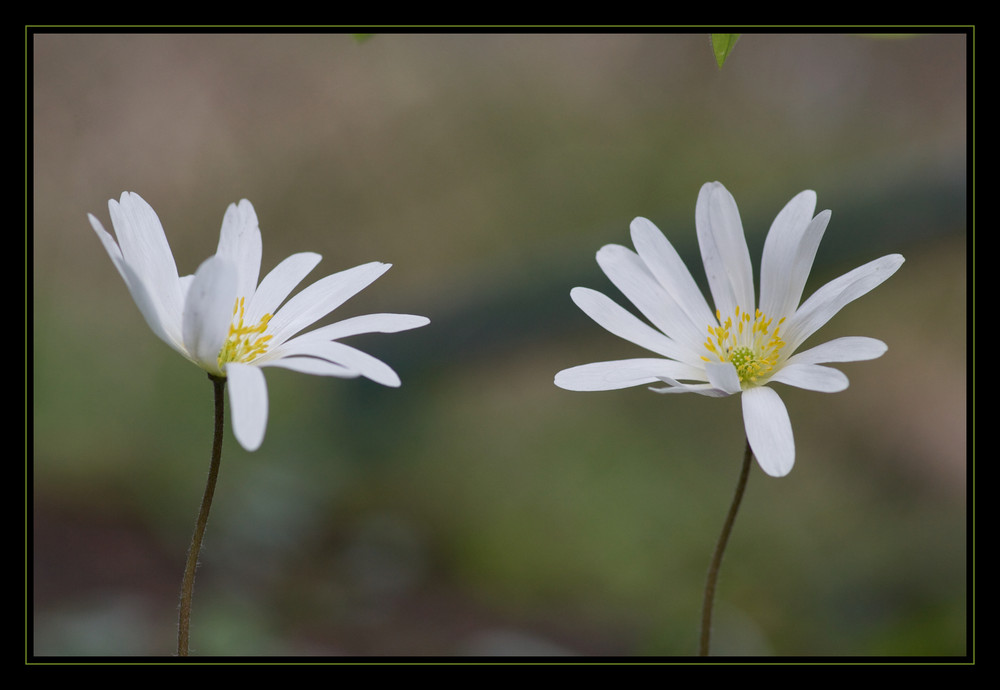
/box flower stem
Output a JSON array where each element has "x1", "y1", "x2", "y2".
[
  {"x1": 699, "y1": 436, "x2": 753, "y2": 656},
  {"x1": 177, "y1": 374, "x2": 227, "y2": 657}
]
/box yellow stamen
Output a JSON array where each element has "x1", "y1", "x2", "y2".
[
  {"x1": 217, "y1": 297, "x2": 273, "y2": 368},
  {"x1": 701, "y1": 306, "x2": 786, "y2": 386}
]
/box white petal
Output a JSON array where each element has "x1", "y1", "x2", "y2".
[
  {"x1": 649, "y1": 373, "x2": 730, "y2": 397},
  {"x1": 629, "y1": 217, "x2": 716, "y2": 337},
  {"x1": 91, "y1": 212, "x2": 185, "y2": 353},
  {"x1": 245, "y1": 251, "x2": 323, "y2": 324},
  {"x1": 124, "y1": 261, "x2": 189, "y2": 355},
  {"x1": 91, "y1": 195, "x2": 186, "y2": 349},
  {"x1": 107, "y1": 192, "x2": 185, "y2": 332},
  {"x1": 555, "y1": 358, "x2": 702, "y2": 391},
  {"x1": 596, "y1": 244, "x2": 708, "y2": 355},
  {"x1": 182, "y1": 256, "x2": 238, "y2": 374},
  {"x1": 784, "y1": 336, "x2": 887, "y2": 366},
  {"x1": 215, "y1": 199, "x2": 262, "y2": 301},
  {"x1": 742, "y1": 386, "x2": 795, "y2": 477},
  {"x1": 759, "y1": 189, "x2": 829, "y2": 319},
  {"x1": 272, "y1": 339, "x2": 402, "y2": 387},
  {"x1": 262, "y1": 357, "x2": 359, "y2": 378},
  {"x1": 783, "y1": 254, "x2": 904, "y2": 352},
  {"x1": 89, "y1": 212, "x2": 128, "y2": 283},
  {"x1": 569, "y1": 287, "x2": 690, "y2": 361},
  {"x1": 704, "y1": 361, "x2": 743, "y2": 394},
  {"x1": 291, "y1": 313, "x2": 430, "y2": 342},
  {"x1": 226, "y1": 362, "x2": 269, "y2": 452},
  {"x1": 266, "y1": 261, "x2": 391, "y2": 346},
  {"x1": 648, "y1": 381, "x2": 729, "y2": 396},
  {"x1": 178, "y1": 274, "x2": 195, "y2": 304},
  {"x1": 696, "y1": 182, "x2": 754, "y2": 318},
  {"x1": 769, "y1": 190, "x2": 817, "y2": 241},
  {"x1": 768, "y1": 363, "x2": 849, "y2": 392}
]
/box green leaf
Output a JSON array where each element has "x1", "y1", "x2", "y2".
[{"x1": 711, "y1": 34, "x2": 740, "y2": 68}]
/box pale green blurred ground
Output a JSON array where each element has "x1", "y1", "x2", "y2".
[{"x1": 31, "y1": 32, "x2": 967, "y2": 658}]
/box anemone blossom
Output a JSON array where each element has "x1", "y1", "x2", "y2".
[
  {"x1": 90, "y1": 192, "x2": 429, "y2": 451},
  {"x1": 554, "y1": 182, "x2": 903, "y2": 477}
]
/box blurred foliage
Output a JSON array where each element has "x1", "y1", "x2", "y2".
[
  {"x1": 711, "y1": 33, "x2": 740, "y2": 67},
  {"x1": 31, "y1": 32, "x2": 968, "y2": 659}
]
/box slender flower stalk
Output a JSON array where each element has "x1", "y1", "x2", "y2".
[
  {"x1": 89, "y1": 192, "x2": 430, "y2": 655},
  {"x1": 177, "y1": 374, "x2": 226, "y2": 657},
  {"x1": 699, "y1": 437, "x2": 753, "y2": 656}
]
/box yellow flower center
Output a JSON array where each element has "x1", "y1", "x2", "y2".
[
  {"x1": 702, "y1": 306, "x2": 786, "y2": 385},
  {"x1": 217, "y1": 297, "x2": 273, "y2": 368}
]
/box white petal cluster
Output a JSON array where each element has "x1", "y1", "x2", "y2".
[
  {"x1": 90, "y1": 192, "x2": 429, "y2": 451},
  {"x1": 555, "y1": 182, "x2": 903, "y2": 477}
]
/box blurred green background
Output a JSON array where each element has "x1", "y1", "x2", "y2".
[{"x1": 31, "y1": 32, "x2": 967, "y2": 657}]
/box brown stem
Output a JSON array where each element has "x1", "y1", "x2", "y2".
[
  {"x1": 177, "y1": 374, "x2": 226, "y2": 656},
  {"x1": 699, "y1": 436, "x2": 753, "y2": 656}
]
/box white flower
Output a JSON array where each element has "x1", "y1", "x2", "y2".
[
  {"x1": 90, "y1": 192, "x2": 430, "y2": 451},
  {"x1": 554, "y1": 182, "x2": 903, "y2": 477}
]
